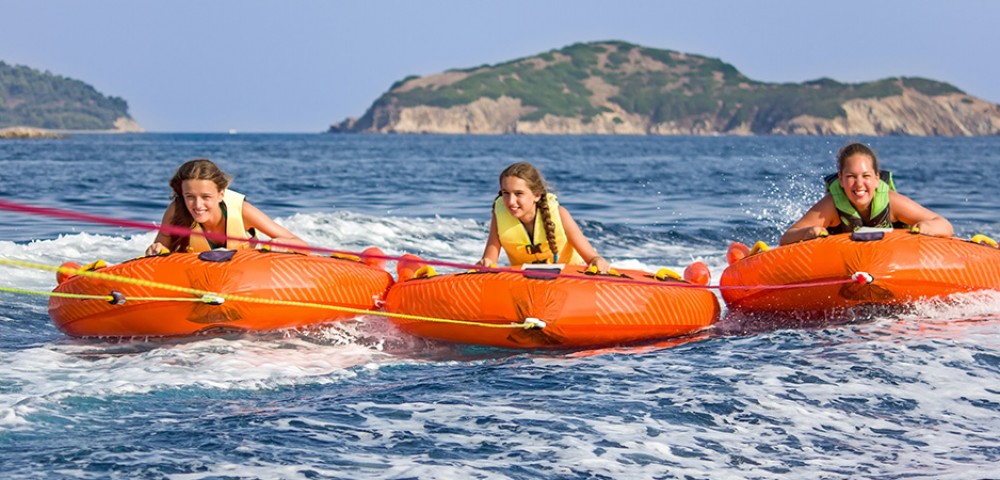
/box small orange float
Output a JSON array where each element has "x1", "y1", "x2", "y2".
[
  {"x1": 49, "y1": 249, "x2": 393, "y2": 337},
  {"x1": 720, "y1": 229, "x2": 1000, "y2": 314},
  {"x1": 683, "y1": 261, "x2": 711, "y2": 286},
  {"x1": 383, "y1": 265, "x2": 720, "y2": 349}
]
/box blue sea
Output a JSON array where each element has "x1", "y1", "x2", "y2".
[{"x1": 2, "y1": 134, "x2": 1000, "y2": 479}]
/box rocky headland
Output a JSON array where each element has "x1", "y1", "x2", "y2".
[{"x1": 330, "y1": 41, "x2": 1000, "y2": 136}]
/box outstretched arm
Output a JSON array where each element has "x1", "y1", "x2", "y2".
[
  {"x1": 242, "y1": 202, "x2": 310, "y2": 253},
  {"x1": 146, "y1": 203, "x2": 177, "y2": 256},
  {"x1": 476, "y1": 211, "x2": 502, "y2": 267},
  {"x1": 780, "y1": 195, "x2": 839, "y2": 245},
  {"x1": 890, "y1": 191, "x2": 953, "y2": 238},
  {"x1": 559, "y1": 206, "x2": 609, "y2": 273}
]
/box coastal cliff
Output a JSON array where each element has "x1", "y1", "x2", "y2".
[{"x1": 329, "y1": 41, "x2": 1000, "y2": 136}]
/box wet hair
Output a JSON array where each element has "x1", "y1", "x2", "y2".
[
  {"x1": 836, "y1": 142, "x2": 880, "y2": 174},
  {"x1": 498, "y1": 162, "x2": 559, "y2": 260},
  {"x1": 166, "y1": 159, "x2": 231, "y2": 252}
]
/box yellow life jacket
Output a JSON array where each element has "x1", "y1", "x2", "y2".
[
  {"x1": 494, "y1": 193, "x2": 584, "y2": 266},
  {"x1": 187, "y1": 189, "x2": 254, "y2": 252}
]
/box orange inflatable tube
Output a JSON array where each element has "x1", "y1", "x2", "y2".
[
  {"x1": 720, "y1": 229, "x2": 1000, "y2": 314},
  {"x1": 49, "y1": 249, "x2": 393, "y2": 337},
  {"x1": 383, "y1": 265, "x2": 720, "y2": 349}
]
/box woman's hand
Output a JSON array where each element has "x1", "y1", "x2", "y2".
[
  {"x1": 588, "y1": 255, "x2": 610, "y2": 274},
  {"x1": 780, "y1": 225, "x2": 828, "y2": 245},
  {"x1": 145, "y1": 242, "x2": 168, "y2": 256},
  {"x1": 910, "y1": 217, "x2": 953, "y2": 238},
  {"x1": 805, "y1": 226, "x2": 829, "y2": 241},
  {"x1": 475, "y1": 257, "x2": 497, "y2": 268}
]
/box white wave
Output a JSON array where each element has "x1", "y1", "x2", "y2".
[
  {"x1": 0, "y1": 318, "x2": 435, "y2": 428},
  {"x1": 902, "y1": 290, "x2": 1000, "y2": 322},
  {"x1": 291, "y1": 332, "x2": 998, "y2": 478},
  {"x1": 0, "y1": 233, "x2": 155, "y2": 291},
  {"x1": 289, "y1": 211, "x2": 490, "y2": 264},
  {"x1": 603, "y1": 240, "x2": 725, "y2": 277}
]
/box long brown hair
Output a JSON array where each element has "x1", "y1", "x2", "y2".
[
  {"x1": 166, "y1": 159, "x2": 231, "y2": 252},
  {"x1": 498, "y1": 162, "x2": 559, "y2": 260}
]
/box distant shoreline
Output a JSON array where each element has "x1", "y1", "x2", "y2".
[
  {"x1": 0, "y1": 126, "x2": 68, "y2": 139},
  {"x1": 0, "y1": 125, "x2": 140, "y2": 139}
]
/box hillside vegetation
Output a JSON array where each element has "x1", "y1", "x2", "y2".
[
  {"x1": 0, "y1": 61, "x2": 136, "y2": 130},
  {"x1": 332, "y1": 41, "x2": 995, "y2": 136}
]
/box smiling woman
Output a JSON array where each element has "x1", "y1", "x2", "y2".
[
  {"x1": 779, "y1": 142, "x2": 954, "y2": 245},
  {"x1": 146, "y1": 158, "x2": 310, "y2": 255}
]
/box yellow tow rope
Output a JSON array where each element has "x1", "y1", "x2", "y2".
[
  {"x1": 0, "y1": 286, "x2": 221, "y2": 304},
  {"x1": 0, "y1": 257, "x2": 541, "y2": 330}
]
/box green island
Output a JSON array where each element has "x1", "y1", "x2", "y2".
[
  {"x1": 1, "y1": 61, "x2": 136, "y2": 131},
  {"x1": 332, "y1": 41, "x2": 992, "y2": 136}
]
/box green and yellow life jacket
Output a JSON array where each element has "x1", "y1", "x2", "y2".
[{"x1": 823, "y1": 171, "x2": 904, "y2": 234}]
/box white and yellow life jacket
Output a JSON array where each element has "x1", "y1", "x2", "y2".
[{"x1": 187, "y1": 189, "x2": 254, "y2": 252}]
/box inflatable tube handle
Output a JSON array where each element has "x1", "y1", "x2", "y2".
[
  {"x1": 749, "y1": 241, "x2": 770, "y2": 255},
  {"x1": 654, "y1": 268, "x2": 681, "y2": 281},
  {"x1": 413, "y1": 265, "x2": 437, "y2": 279},
  {"x1": 971, "y1": 234, "x2": 999, "y2": 248}
]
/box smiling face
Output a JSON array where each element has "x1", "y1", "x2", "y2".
[
  {"x1": 500, "y1": 175, "x2": 542, "y2": 224},
  {"x1": 181, "y1": 179, "x2": 225, "y2": 226},
  {"x1": 838, "y1": 153, "x2": 880, "y2": 210}
]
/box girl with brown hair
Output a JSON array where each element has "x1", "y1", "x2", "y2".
[
  {"x1": 145, "y1": 159, "x2": 309, "y2": 255},
  {"x1": 780, "y1": 142, "x2": 952, "y2": 245},
  {"x1": 476, "y1": 162, "x2": 610, "y2": 273}
]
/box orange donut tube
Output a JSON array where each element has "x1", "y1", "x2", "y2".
[
  {"x1": 384, "y1": 265, "x2": 720, "y2": 349},
  {"x1": 721, "y1": 230, "x2": 1000, "y2": 314},
  {"x1": 48, "y1": 250, "x2": 393, "y2": 337}
]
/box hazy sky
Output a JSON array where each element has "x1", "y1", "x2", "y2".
[{"x1": 3, "y1": 1, "x2": 997, "y2": 133}]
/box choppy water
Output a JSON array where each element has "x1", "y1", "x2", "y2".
[{"x1": 2, "y1": 134, "x2": 999, "y2": 479}]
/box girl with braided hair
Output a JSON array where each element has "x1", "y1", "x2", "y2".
[{"x1": 476, "y1": 162, "x2": 610, "y2": 273}]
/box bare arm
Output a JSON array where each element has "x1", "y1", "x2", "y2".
[
  {"x1": 476, "y1": 211, "x2": 502, "y2": 267},
  {"x1": 559, "y1": 206, "x2": 609, "y2": 273},
  {"x1": 145, "y1": 202, "x2": 177, "y2": 256},
  {"x1": 889, "y1": 191, "x2": 953, "y2": 238},
  {"x1": 242, "y1": 202, "x2": 310, "y2": 253},
  {"x1": 780, "y1": 195, "x2": 840, "y2": 246}
]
